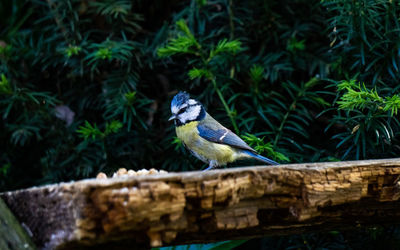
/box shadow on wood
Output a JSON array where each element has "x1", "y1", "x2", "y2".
[{"x1": 1, "y1": 158, "x2": 400, "y2": 249}]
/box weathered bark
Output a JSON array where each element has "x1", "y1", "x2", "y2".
[
  {"x1": 2, "y1": 158, "x2": 400, "y2": 249},
  {"x1": 0, "y1": 198, "x2": 36, "y2": 250}
]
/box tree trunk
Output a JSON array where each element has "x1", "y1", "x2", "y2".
[{"x1": 2, "y1": 158, "x2": 400, "y2": 249}]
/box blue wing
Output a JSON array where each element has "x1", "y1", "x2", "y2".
[{"x1": 197, "y1": 124, "x2": 256, "y2": 152}]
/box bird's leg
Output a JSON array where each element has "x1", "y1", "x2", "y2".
[
  {"x1": 202, "y1": 165, "x2": 213, "y2": 171},
  {"x1": 202, "y1": 160, "x2": 218, "y2": 171}
]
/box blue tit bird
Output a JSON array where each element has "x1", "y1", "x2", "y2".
[{"x1": 169, "y1": 92, "x2": 278, "y2": 171}]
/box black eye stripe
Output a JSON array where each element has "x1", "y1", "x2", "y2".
[
  {"x1": 177, "y1": 107, "x2": 187, "y2": 114},
  {"x1": 177, "y1": 104, "x2": 199, "y2": 114},
  {"x1": 178, "y1": 104, "x2": 197, "y2": 114}
]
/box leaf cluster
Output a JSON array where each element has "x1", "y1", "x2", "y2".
[
  {"x1": 327, "y1": 80, "x2": 400, "y2": 160},
  {"x1": 338, "y1": 80, "x2": 400, "y2": 116},
  {"x1": 77, "y1": 120, "x2": 123, "y2": 140}
]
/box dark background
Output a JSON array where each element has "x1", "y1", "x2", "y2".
[{"x1": 1, "y1": 0, "x2": 400, "y2": 248}]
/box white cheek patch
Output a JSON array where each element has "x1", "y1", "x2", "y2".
[
  {"x1": 179, "y1": 105, "x2": 201, "y2": 123},
  {"x1": 188, "y1": 99, "x2": 197, "y2": 105}
]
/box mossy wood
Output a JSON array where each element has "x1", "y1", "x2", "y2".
[
  {"x1": 0, "y1": 198, "x2": 36, "y2": 250},
  {"x1": 2, "y1": 159, "x2": 400, "y2": 249}
]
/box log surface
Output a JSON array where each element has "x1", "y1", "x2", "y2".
[{"x1": 2, "y1": 159, "x2": 400, "y2": 249}]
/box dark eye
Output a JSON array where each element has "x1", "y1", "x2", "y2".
[{"x1": 178, "y1": 107, "x2": 187, "y2": 114}]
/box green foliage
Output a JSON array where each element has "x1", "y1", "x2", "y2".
[
  {"x1": 337, "y1": 80, "x2": 383, "y2": 111},
  {"x1": 384, "y1": 95, "x2": 400, "y2": 116},
  {"x1": 249, "y1": 65, "x2": 264, "y2": 85},
  {"x1": 86, "y1": 39, "x2": 136, "y2": 64},
  {"x1": 210, "y1": 39, "x2": 242, "y2": 57},
  {"x1": 338, "y1": 80, "x2": 400, "y2": 116},
  {"x1": 287, "y1": 37, "x2": 306, "y2": 52},
  {"x1": 90, "y1": 0, "x2": 132, "y2": 18},
  {"x1": 242, "y1": 133, "x2": 289, "y2": 162},
  {"x1": 327, "y1": 80, "x2": 400, "y2": 160},
  {"x1": 157, "y1": 19, "x2": 201, "y2": 57},
  {"x1": 0, "y1": 163, "x2": 11, "y2": 177},
  {"x1": 0, "y1": 0, "x2": 153, "y2": 187},
  {"x1": 153, "y1": 240, "x2": 247, "y2": 250},
  {"x1": 188, "y1": 68, "x2": 212, "y2": 80},
  {"x1": 0, "y1": 0, "x2": 357, "y2": 187},
  {"x1": 64, "y1": 45, "x2": 81, "y2": 58},
  {"x1": 0, "y1": 74, "x2": 12, "y2": 94},
  {"x1": 77, "y1": 121, "x2": 103, "y2": 140},
  {"x1": 124, "y1": 91, "x2": 136, "y2": 104},
  {"x1": 77, "y1": 120, "x2": 123, "y2": 140},
  {"x1": 324, "y1": 0, "x2": 400, "y2": 85}
]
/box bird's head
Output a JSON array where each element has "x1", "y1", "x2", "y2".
[{"x1": 169, "y1": 92, "x2": 205, "y2": 126}]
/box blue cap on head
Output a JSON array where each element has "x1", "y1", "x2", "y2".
[{"x1": 171, "y1": 91, "x2": 190, "y2": 109}]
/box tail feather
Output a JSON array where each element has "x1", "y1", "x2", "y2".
[{"x1": 244, "y1": 151, "x2": 279, "y2": 165}]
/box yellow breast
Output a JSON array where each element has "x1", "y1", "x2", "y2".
[{"x1": 175, "y1": 121, "x2": 239, "y2": 165}]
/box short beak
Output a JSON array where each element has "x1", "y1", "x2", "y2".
[{"x1": 168, "y1": 115, "x2": 177, "y2": 121}]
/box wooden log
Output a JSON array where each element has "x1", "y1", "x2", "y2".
[
  {"x1": 0, "y1": 198, "x2": 36, "y2": 250},
  {"x1": 1, "y1": 158, "x2": 400, "y2": 249}
]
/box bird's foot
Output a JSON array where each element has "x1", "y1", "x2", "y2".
[
  {"x1": 202, "y1": 160, "x2": 218, "y2": 171},
  {"x1": 202, "y1": 166, "x2": 213, "y2": 171}
]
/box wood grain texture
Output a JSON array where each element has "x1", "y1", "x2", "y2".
[{"x1": 2, "y1": 158, "x2": 400, "y2": 249}]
